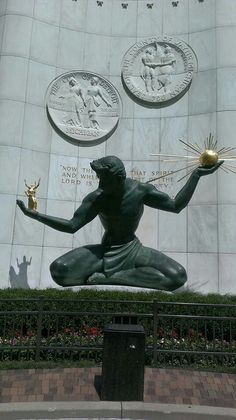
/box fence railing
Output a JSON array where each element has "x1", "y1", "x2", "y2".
[
  {"x1": 153, "y1": 301, "x2": 236, "y2": 368},
  {"x1": 0, "y1": 299, "x2": 153, "y2": 364},
  {"x1": 0, "y1": 298, "x2": 236, "y2": 368}
]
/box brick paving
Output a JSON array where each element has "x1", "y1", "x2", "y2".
[{"x1": 0, "y1": 367, "x2": 236, "y2": 408}]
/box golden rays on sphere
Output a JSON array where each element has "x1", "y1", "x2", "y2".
[{"x1": 148, "y1": 133, "x2": 236, "y2": 183}]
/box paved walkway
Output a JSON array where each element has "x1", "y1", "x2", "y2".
[
  {"x1": 0, "y1": 367, "x2": 236, "y2": 408},
  {"x1": 1, "y1": 401, "x2": 236, "y2": 420}
]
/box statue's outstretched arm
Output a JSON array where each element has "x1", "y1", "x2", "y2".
[
  {"x1": 16, "y1": 193, "x2": 98, "y2": 234},
  {"x1": 98, "y1": 88, "x2": 111, "y2": 107},
  {"x1": 144, "y1": 162, "x2": 223, "y2": 213}
]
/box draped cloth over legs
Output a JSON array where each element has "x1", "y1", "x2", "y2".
[{"x1": 103, "y1": 237, "x2": 142, "y2": 278}]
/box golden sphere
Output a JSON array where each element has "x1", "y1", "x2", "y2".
[{"x1": 199, "y1": 149, "x2": 219, "y2": 167}]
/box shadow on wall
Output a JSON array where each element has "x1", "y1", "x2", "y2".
[{"x1": 9, "y1": 256, "x2": 31, "y2": 289}]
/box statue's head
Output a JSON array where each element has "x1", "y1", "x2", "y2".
[
  {"x1": 91, "y1": 156, "x2": 126, "y2": 178},
  {"x1": 146, "y1": 47, "x2": 154, "y2": 55},
  {"x1": 164, "y1": 45, "x2": 172, "y2": 54},
  {"x1": 90, "y1": 156, "x2": 126, "y2": 193},
  {"x1": 90, "y1": 76, "x2": 99, "y2": 86}
]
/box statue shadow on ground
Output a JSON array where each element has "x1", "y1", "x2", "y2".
[{"x1": 9, "y1": 256, "x2": 31, "y2": 289}]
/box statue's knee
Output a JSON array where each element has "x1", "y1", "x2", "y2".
[
  {"x1": 175, "y1": 265, "x2": 187, "y2": 288},
  {"x1": 50, "y1": 260, "x2": 65, "y2": 276},
  {"x1": 50, "y1": 260, "x2": 69, "y2": 286}
]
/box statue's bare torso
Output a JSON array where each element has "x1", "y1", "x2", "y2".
[{"x1": 93, "y1": 179, "x2": 145, "y2": 245}]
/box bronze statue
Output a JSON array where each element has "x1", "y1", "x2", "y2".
[
  {"x1": 17, "y1": 156, "x2": 222, "y2": 291},
  {"x1": 24, "y1": 179, "x2": 40, "y2": 211}
]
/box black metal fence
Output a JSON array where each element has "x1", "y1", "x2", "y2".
[
  {"x1": 153, "y1": 301, "x2": 236, "y2": 369},
  {"x1": 0, "y1": 298, "x2": 236, "y2": 368}
]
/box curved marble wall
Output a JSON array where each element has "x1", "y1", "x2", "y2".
[{"x1": 0, "y1": 0, "x2": 235, "y2": 293}]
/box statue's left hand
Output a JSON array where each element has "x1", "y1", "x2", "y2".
[
  {"x1": 196, "y1": 160, "x2": 224, "y2": 177},
  {"x1": 16, "y1": 199, "x2": 29, "y2": 215}
]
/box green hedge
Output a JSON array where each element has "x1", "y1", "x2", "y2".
[
  {"x1": 0, "y1": 288, "x2": 236, "y2": 318},
  {"x1": 0, "y1": 287, "x2": 236, "y2": 304}
]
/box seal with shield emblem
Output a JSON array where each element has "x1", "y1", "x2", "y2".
[{"x1": 122, "y1": 36, "x2": 197, "y2": 104}]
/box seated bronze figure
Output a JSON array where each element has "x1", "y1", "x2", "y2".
[{"x1": 17, "y1": 156, "x2": 221, "y2": 291}]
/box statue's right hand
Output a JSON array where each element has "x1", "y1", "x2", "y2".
[{"x1": 16, "y1": 199, "x2": 27, "y2": 214}]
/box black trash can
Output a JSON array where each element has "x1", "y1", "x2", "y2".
[{"x1": 101, "y1": 323, "x2": 145, "y2": 401}]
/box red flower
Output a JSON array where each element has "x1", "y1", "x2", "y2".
[
  {"x1": 82, "y1": 326, "x2": 101, "y2": 336},
  {"x1": 63, "y1": 327, "x2": 72, "y2": 334},
  {"x1": 171, "y1": 330, "x2": 178, "y2": 339},
  {"x1": 90, "y1": 327, "x2": 99, "y2": 336}
]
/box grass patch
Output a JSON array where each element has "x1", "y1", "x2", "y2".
[{"x1": 0, "y1": 359, "x2": 98, "y2": 370}]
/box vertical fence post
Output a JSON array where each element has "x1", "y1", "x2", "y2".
[
  {"x1": 35, "y1": 298, "x2": 43, "y2": 362},
  {"x1": 153, "y1": 300, "x2": 158, "y2": 365}
]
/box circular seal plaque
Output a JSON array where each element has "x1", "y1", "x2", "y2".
[
  {"x1": 122, "y1": 36, "x2": 196, "y2": 104},
  {"x1": 46, "y1": 71, "x2": 122, "y2": 144}
]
